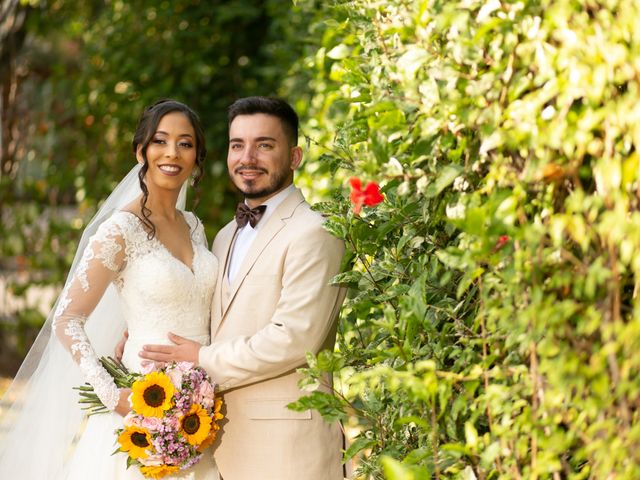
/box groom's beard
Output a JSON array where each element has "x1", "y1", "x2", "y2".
[{"x1": 234, "y1": 167, "x2": 291, "y2": 200}]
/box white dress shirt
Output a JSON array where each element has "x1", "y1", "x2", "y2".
[{"x1": 227, "y1": 184, "x2": 296, "y2": 283}]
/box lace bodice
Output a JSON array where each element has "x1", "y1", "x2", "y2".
[{"x1": 52, "y1": 211, "x2": 218, "y2": 411}]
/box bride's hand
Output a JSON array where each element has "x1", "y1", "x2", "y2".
[
  {"x1": 115, "y1": 388, "x2": 131, "y2": 417},
  {"x1": 114, "y1": 330, "x2": 129, "y2": 361}
]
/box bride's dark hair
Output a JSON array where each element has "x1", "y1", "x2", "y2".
[{"x1": 131, "y1": 99, "x2": 207, "y2": 238}]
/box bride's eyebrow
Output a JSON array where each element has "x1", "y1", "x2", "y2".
[{"x1": 153, "y1": 130, "x2": 194, "y2": 139}]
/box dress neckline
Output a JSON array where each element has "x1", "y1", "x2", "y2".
[{"x1": 117, "y1": 210, "x2": 197, "y2": 275}]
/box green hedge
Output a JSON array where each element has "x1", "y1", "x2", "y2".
[{"x1": 290, "y1": 0, "x2": 640, "y2": 478}]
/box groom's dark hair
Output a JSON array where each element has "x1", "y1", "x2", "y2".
[{"x1": 228, "y1": 96, "x2": 299, "y2": 145}]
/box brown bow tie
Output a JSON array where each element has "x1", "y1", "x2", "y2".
[{"x1": 235, "y1": 203, "x2": 267, "y2": 228}]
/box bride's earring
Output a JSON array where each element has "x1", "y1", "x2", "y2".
[{"x1": 190, "y1": 165, "x2": 201, "y2": 187}]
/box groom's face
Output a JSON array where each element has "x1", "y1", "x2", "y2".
[{"x1": 227, "y1": 113, "x2": 302, "y2": 207}]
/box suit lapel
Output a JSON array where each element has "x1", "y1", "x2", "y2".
[{"x1": 217, "y1": 188, "x2": 305, "y2": 326}]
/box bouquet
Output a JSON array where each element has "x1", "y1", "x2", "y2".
[{"x1": 75, "y1": 357, "x2": 224, "y2": 479}]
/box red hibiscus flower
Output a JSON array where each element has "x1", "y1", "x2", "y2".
[{"x1": 349, "y1": 177, "x2": 384, "y2": 215}]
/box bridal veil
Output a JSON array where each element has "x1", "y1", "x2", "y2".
[{"x1": 0, "y1": 164, "x2": 187, "y2": 477}]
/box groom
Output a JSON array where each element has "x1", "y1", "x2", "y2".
[{"x1": 139, "y1": 97, "x2": 348, "y2": 479}]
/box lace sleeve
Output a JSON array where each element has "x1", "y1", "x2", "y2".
[{"x1": 52, "y1": 219, "x2": 127, "y2": 411}]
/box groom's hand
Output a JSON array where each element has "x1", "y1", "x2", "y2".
[{"x1": 139, "y1": 332, "x2": 201, "y2": 365}]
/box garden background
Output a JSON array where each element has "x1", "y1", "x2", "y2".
[{"x1": 2, "y1": 0, "x2": 640, "y2": 478}]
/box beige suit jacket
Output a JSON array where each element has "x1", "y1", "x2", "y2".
[{"x1": 199, "y1": 188, "x2": 347, "y2": 480}]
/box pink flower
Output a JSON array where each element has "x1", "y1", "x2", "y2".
[
  {"x1": 166, "y1": 368, "x2": 184, "y2": 389},
  {"x1": 141, "y1": 416, "x2": 163, "y2": 432},
  {"x1": 138, "y1": 453, "x2": 164, "y2": 467},
  {"x1": 176, "y1": 361, "x2": 194, "y2": 372},
  {"x1": 196, "y1": 381, "x2": 215, "y2": 408},
  {"x1": 123, "y1": 412, "x2": 143, "y2": 428},
  {"x1": 198, "y1": 381, "x2": 214, "y2": 399},
  {"x1": 349, "y1": 177, "x2": 384, "y2": 215},
  {"x1": 140, "y1": 361, "x2": 156, "y2": 374},
  {"x1": 164, "y1": 415, "x2": 181, "y2": 431}
]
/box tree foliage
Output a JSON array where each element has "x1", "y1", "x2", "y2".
[
  {"x1": 0, "y1": 0, "x2": 312, "y2": 373},
  {"x1": 290, "y1": 0, "x2": 640, "y2": 478}
]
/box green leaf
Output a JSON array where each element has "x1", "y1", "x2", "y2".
[
  {"x1": 457, "y1": 267, "x2": 484, "y2": 298},
  {"x1": 424, "y1": 164, "x2": 463, "y2": 198},
  {"x1": 464, "y1": 421, "x2": 478, "y2": 450},
  {"x1": 397, "y1": 46, "x2": 429, "y2": 80},
  {"x1": 331, "y1": 270, "x2": 363, "y2": 285},
  {"x1": 287, "y1": 392, "x2": 346, "y2": 422},
  {"x1": 381, "y1": 456, "x2": 413, "y2": 480},
  {"x1": 316, "y1": 349, "x2": 345, "y2": 372},
  {"x1": 323, "y1": 218, "x2": 348, "y2": 239},
  {"x1": 343, "y1": 436, "x2": 377, "y2": 461},
  {"x1": 326, "y1": 44, "x2": 351, "y2": 59},
  {"x1": 435, "y1": 248, "x2": 467, "y2": 270}
]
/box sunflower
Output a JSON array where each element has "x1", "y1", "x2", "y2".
[
  {"x1": 213, "y1": 397, "x2": 224, "y2": 427},
  {"x1": 197, "y1": 398, "x2": 225, "y2": 452},
  {"x1": 139, "y1": 464, "x2": 180, "y2": 479},
  {"x1": 131, "y1": 371, "x2": 175, "y2": 417},
  {"x1": 180, "y1": 403, "x2": 212, "y2": 445},
  {"x1": 196, "y1": 430, "x2": 217, "y2": 452},
  {"x1": 117, "y1": 426, "x2": 152, "y2": 459}
]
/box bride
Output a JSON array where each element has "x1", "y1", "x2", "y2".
[{"x1": 0, "y1": 100, "x2": 219, "y2": 479}]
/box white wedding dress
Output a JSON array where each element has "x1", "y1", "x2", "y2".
[{"x1": 53, "y1": 210, "x2": 219, "y2": 479}]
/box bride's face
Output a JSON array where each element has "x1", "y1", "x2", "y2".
[{"x1": 137, "y1": 111, "x2": 197, "y2": 192}]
